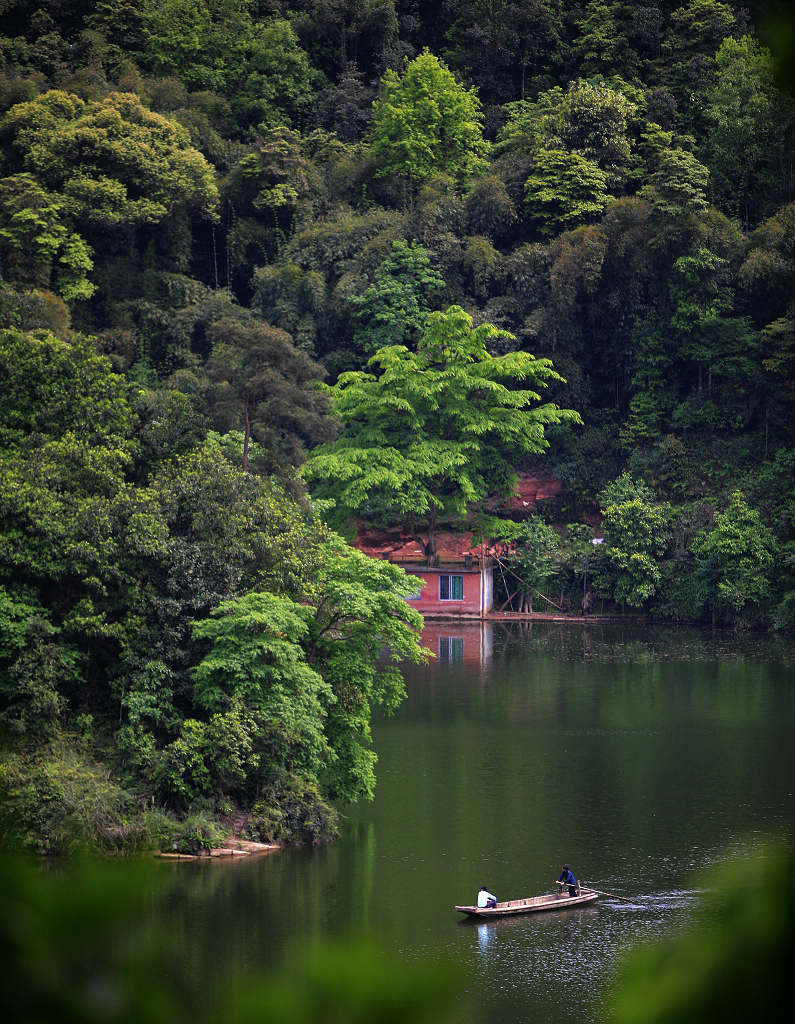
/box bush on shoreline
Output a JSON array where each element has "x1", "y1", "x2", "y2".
[{"x1": 0, "y1": 735, "x2": 339, "y2": 856}]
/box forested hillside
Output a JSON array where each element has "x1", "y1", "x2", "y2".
[{"x1": 1, "y1": 1, "x2": 794, "y2": 851}]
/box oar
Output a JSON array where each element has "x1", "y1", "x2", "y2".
[
  {"x1": 556, "y1": 881, "x2": 635, "y2": 903},
  {"x1": 581, "y1": 884, "x2": 636, "y2": 903}
]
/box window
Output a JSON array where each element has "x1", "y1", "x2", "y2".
[
  {"x1": 406, "y1": 588, "x2": 422, "y2": 601},
  {"x1": 439, "y1": 636, "x2": 464, "y2": 663},
  {"x1": 438, "y1": 574, "x2": 463, "y2": 600}
]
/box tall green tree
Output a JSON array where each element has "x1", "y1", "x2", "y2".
[
  {"x1": 0, "y1": 91, "x2": 218, "y2": 228},
  {"x1": 369, "y1": 50, "x2": 489, "y2": 186},
  {"x1": 230, "y1": 17, "x2": 319, "y2": 134},
  {"x1": 192, "y1": 591, "x2": 334, "y2": 786},
  {"x1": 692, "y1": 490, "x2": 775, "y2": 623},
  {"x1": 349, "y1": 240, "x2": 445, "y2": 356},
  {"x1": 557, "y1": 79, "x2": 636, "y2": 186},
  {"x1": 703, "y1": 35, "x2": 792, "y2": 226},
  {"x1": 0, "y1": 90, "x2": 218, "y2": 301},
  {"x1": 601, "y1": 497, "x2": 672, "y2": 608},
  {"x1": 639, "y1": 146, "x2": 710, "y2": 220},
  {"x1": 668, "y1": 246, "x2": 759, "y2": 432},
  {"x1": 302, "y1": 305, "x2": 581, "y2": 561},
  {"x1": 597, "y1": 472, "x2": 672, "y2": 608},
  {"x1": 0, "y1": 174, "x2": 95, "y2": 301},
  {"x1": 576, "y1": 0, "x2": 623, "y2": 77},
  {"x1": 660, "y1": 0, "x2": 739, "y2": 135},
  {"x1": 524, "y1": 148, "x2": 610, "y2": 237},
  {"x1": 503, "y1": 516, "x2": 561, "y2": 613},
  {"x1": 186, "y1": 537, "x2": 427, "y2": 806},
  {"x1": 206, "y1": 316, "x2": 335, "y2": 472},
  {"x1": 304, "y1": 534, "x2": 426, "y2": 801}
]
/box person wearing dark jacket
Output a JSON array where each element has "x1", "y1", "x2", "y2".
[{"x1": 556, "y1": 864, "x2": 578, "y2": 897}]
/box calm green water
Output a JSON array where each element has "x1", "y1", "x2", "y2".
[{"x1": 149, "y1": 623, "x2": 794, "y2": 1023}]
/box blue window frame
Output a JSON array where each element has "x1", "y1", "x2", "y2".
[{"x1": 438, "y1": 574, "x2": 463, "y2": 600}]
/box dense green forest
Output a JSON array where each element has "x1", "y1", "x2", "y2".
[{"x1": 1, "y1": 1, "x2": 794, "y2": 851}]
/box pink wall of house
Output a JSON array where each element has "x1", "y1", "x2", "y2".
[{"x1": 401, "y1": 567, "x2": 489, "y2": 616}]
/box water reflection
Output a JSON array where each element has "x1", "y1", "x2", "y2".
[
  {"x1": 488, "y1": 620, "x2": 795, "y2": 664},
  {"x1": 476, "y1": 921, "x2": 496, "y2": 953},
  {"x1": 422, "y1": 621, "x2": 494, "y2": 669},
  {"x1": 417, "y1": 618, "x2": 795, "y2": 679}
]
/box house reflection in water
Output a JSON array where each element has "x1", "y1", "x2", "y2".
[{"x1": 421, "y1": 621, "x2": 493, "y2": 666}]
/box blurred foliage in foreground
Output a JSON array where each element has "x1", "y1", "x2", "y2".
[
  {"x1": 606, "y1": 843, "x2": 794, "y2": 1024},
  {"x1": 0, "y1": 854, "x2": 466, "y2": 1024}
]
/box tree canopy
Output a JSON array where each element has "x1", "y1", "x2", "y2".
[
  {"x1": 369, "y1": 50, "x2": 489, "y2": 186},
  {"x1": 303, "y1": 305, "x2": 581, "y2": 560}
]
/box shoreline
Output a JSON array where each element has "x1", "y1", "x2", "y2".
[
  {"x1": 157, "y1": 838, "x2": 281, "y2": 861},
  {"x1": 419, "y1": 611, "x2": 651, "y2": 624}
]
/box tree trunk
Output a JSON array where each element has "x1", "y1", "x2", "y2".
[
  {"x1": 764, "y1": 405, "x2": 769, "y2": 460},
  {"x1": 424, "y1": 511, "x2": 437, "y2": 566},
  {"x1": 243, "y1": 396, "x2": 250, "y2": 473},
  {"x1": 226, "y1": 199, "x2": 234, "y2": 289}
]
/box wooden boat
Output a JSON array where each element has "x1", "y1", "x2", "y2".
[{"x1": 455, "y1": 887, "x2": 600, "y2": 918}]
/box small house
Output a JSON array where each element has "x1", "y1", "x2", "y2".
[
  {"x1": 354, "y1": 525, "x2": 495, "y2": 618},
  {"x1": 353, "y1": 473, "x2": 563, "y2": 619}
]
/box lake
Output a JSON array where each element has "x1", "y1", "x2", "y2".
[{"x1": 149, "y1": 621, "x2": 795, "y2": 1023}]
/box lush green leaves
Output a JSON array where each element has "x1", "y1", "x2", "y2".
[
  {"x1": 306, "y1": 534, "x2": 425, "y2": 801},
  {"x1": 503, "y1": 517, "x2": 562, "y2": 613},
  {"x1": 596, "y1": 472, "x2": 672, "y2": 608},
  {"x1": 0, "y1": 174, "x2": 95, "y2": 300},
  {"x1": 703, "y1": 36, "x2": 786, "y2": 225},
  {"x1": 192, "y1": 591, "x2": 333, "y2": 787},
  {"x1": 369, "y1": 50, "x2": 489, "y2": 185},
  {"x1": 692, "y1": 490, "x2": 775, "y2": 619},
  {"x1": 303, "y1": 305, "x2": 581, "y2": 557},
  {"x1": 524, "y1": 148, "x2": 610, "y2": 236},
  {"x1": 349, "y1": 240, "x2": 445, "y2": 356},
  {"x1": 1, "y1": 90, "x2": 218, "y2": 226}
]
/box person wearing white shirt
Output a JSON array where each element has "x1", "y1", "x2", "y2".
[{"x1": 477, "y1": 886, "x2": 497, "y2": 908}]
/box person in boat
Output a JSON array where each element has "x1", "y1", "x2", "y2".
[
  {"x1": 477, "y1": 886, "x2": 497, "y2": 908},
  {"x1": 556, "y1": 865, "x2": 578, "y2": 897}
]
